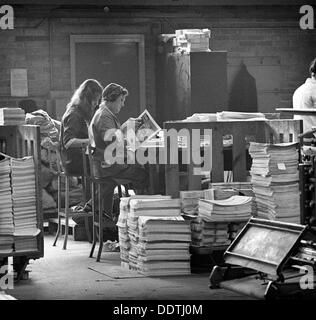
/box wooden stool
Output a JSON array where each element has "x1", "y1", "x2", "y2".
[
  {"x1": 86, "y1": 146, "x2": 130, "y2": 261},
  {"x1": 52, "y1": 147, "x2": 92, "y2": 250}
]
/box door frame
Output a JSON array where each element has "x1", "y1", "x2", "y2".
[{"x1": 70, "y1": 34, "x2": 146, "y2": 111}]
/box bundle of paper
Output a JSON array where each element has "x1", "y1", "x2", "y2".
[
  {"x1": 204, "y1": 188, "x2": 238, "y2": 200},
  {"x1": 174, "y1": 29, "x2": 210, "y2": 53},
  {"x1": 249, "y1": 142, "x2": 300, "y2": 223},
  {"x1": 190, "y1": 217, "x2": 230, "y2": 247},
  {"x1": 135, "y1": 216, "x2": 191, "y2": 276},
  {"x1": 216, "y1": 111, "x2": 266, "y2": 121},
  {"x1": 11, "y1": 157, "x2": 39, "y2": 243},
  {"x1": 180, "y1": 190, "x2": 205, "y2": 215},
  {"x1": 198, "y1": 196, "x2": 253, "y2": 223},
  {"x1": 0, "y1": 108, "x2": 25, "y2": 125},
  {"x1": 14, "y1": 235, "x2": 38, "y2": 252},
  {"x1": 0, "y1": 158, "x2": 14, "y2": 252},
  {"x1": 117, "y1": 195, "x2": 173, "y2": 266},
  {"x1": 129, "y1": 198, "x2": 181, "y2": 217}
]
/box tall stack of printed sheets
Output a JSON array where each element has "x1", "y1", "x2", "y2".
[
  {"x1": 117, "y1": 195, "x2": 191, "y2": 276},
  {"x1": 0, "y1": 158, "x2": 14, "y2": 253},
  {"x1": 249, "y1": 142, "x2": 300, "y2": 223},
  {"x1": 0, "y1": 108, "x2": 25, "y2": 125},
  {"x1": 11, "y1": 156, "x2": 38, "y2": 251}
]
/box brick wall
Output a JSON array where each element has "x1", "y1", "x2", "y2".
[{"x1": 0, "y1": 5, "x2": 314, "y2": 116}]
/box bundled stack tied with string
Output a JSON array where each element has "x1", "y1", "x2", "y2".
[
  {"x1": 11, "y1": 156, "x2": 38, "y2": 251},
  {"x1": 249, "y1": 142, "x2": 300, "y2": 223},
  {"x1": 0, "y1": 158, "x2": 14, "y2": 253}
]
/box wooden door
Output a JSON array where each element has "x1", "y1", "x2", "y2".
[{"x1": 70, "y1": 35, "x2": 145, "y2": 123}]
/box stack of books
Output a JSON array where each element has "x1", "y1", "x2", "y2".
[
  {"x1": 11, "y1": 157, "x2": 39, "y2": 250},
  {"x1": 174, "y1": 29, "x2": 211, "y2": 53},
  {"x1": 190, "y1": 217, "x2": 230, "y2": 247},
  {"x1": 249, "y1": 142, "x2": 300, "y2": 223},
  {"x1": 0, "y1": 158, "x2": 14, "y2": 253},
  {"x1": 136, "y1": 216, "x2": 191, "y2": 276},
  {"x1": 180, "y1": 190, "x2": 205, "y2": 215},
  {"x1": 198, "y1": 195, "x2": 253, "y2": 222},
  {"x1": 0, "y1": 108, "x2": 25, "y2": 125}
]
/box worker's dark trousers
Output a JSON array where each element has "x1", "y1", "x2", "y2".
[{"x1": 92, "y1": 161, "x2": 148, "y2": 215}]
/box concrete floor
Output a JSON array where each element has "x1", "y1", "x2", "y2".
[{"x1": 7, "y1": 235, "x2": 251, "y2": 300}]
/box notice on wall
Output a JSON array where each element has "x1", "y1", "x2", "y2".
[{"x1": 10, "y1": 68, "x2": 28, "y2": 97}]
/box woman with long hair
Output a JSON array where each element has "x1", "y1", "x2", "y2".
[{"x1": 60, "y1": 79, "x2": 103, "y2": 176}]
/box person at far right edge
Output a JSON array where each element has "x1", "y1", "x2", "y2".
[{"x1": 293, "y1": 57, "x2": 316, "y2": 135}]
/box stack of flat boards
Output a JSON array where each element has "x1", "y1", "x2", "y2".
[{"x1": 249, "y1": 142, "x2": 300, "y2": 223}]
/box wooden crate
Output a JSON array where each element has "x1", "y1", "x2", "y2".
[
  {"x1": 0, "y1": 125, "x2": 43, "y2": 260},
  {"x1": 163, "y1": 119, "x2": 303, "y2": 197}
]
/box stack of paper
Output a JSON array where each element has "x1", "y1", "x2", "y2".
[
  {"x1": 174, "y1": 29, "x2": 211, "y2": 53},
  {"x1": 136, "y1": 216, "x2": 191, "y2": 276},
  {"x1": 15, "y1": 236, "x2": 38, "y2": 252},
  {"x1": 129, "y1": 198, "x2": 181, "y2": 217},
  {"x1": 198, "y1": 195, "x2": 253, "y2": 222},
  {"x1": 190, "y1": 217, "x2": 230, "y2": 247},
  {"x1": 118, "y1": 195, "x2": 172, "y2": 268},
  {"x1": 204, "y1": 188, "x2": 238, "y2": 201},
  {"x1": 180, "y1": 190, "x2": 205, "y2": 215},
  {"x1": 0, "y1": 158, "x2": 14, "y2": 253},
  {"x1": 216, "y1": 111, "x2": 266, "y2": 121},
  {"x1": 0, "y1": 108, "x2": 25, "y2": 125},
  {"x1": 117, "y1": 197, "x2": 131, "y2": 264},
  {"x1": 249, "y1": 142, "x2": 300, "y2": 223},
  {"x1": 11, "y1": 157, "x2": 39, "y2": 249}
]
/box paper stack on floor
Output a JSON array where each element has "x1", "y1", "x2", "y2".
[
  {"x1": 0, "y1": 158, "x2": 14, "y2": 253},
  {"x1": 190, "y1": 217, "x2": 230, "y2": 247},
  {"x1": 180, "y1": 190, "x2": 205, "y2": 215},
  {"x1": 0, "y1": 108, "x2": 25, "y2": 125},
  {"x1": 118, "y1": 195, "x2": 191, "y2": 276},
  {"x1": 137, "y1": 216, "x2": 191, "y2": 276},
  {"x1": 249, "y1": 142, "x2": 300, "y2": 223},
  {"x1": 11, "y1": 156, "x2": 39, "y2": 251},
  {"x1": 198, "y1": 195, "x2": 253, "y2": 222}
]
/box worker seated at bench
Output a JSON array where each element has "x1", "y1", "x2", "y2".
[
  {"x1": 88, "y1": 82, "x2": 148, "y2": 221},
  {"x1": 60, "y1": 79, "x2": 103, "y2": 212}
]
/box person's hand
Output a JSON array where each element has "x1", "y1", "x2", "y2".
[{"x1": 127, "y1": 117, "x2": 142, "y2": 130}]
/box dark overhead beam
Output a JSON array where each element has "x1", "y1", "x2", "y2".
[{"x1": 0, "y1": 0, "x2": 309, "y2": 6}]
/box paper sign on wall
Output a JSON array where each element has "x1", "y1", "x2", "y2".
[{"x1": 10, "y1": 68, "x2": 28, "y2": 97}]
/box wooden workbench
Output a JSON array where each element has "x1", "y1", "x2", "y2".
[{"x1": 163, "y1": 119, "x2": 303, "y2": 197}]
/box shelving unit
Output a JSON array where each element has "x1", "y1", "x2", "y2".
[{"x1": 0, "y1": 125, "x2": 43, "y2": 281}]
